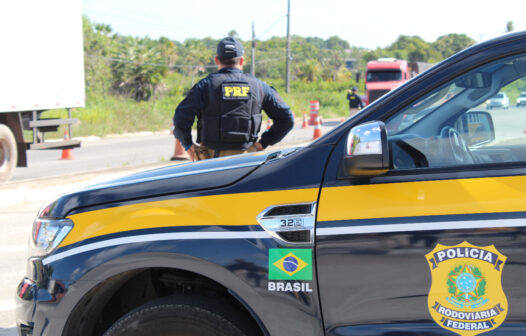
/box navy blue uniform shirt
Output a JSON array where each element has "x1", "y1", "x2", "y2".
[
  {"x1": 173, "y1": 68, "x2": 294, "y2": 150},
  {"x1": 347, "y1": 92, "x2": 364, "y2": 108}
]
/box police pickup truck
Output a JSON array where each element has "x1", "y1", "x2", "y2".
[{"x1": 16, "y1": 31, "x2": 526, "y2": 336}]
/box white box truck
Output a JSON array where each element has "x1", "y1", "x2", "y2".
[{"x1": 0, "y1": 0, "x2": 85, "y2": 182}]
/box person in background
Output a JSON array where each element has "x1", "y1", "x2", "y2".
[
  {"x1": 173, "y1": 37, "x2": 294, "y2": 161},
  {"x1": 346, "y1": 86, "x2": 364, "y2": 117}
]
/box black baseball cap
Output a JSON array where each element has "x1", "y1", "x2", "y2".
[{"x1": 217, "y1": 37, "x2": 244, "y2": 61}]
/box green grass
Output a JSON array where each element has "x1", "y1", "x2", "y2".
[{"x1": 41, "y1": 76, "x2": 359, "y2": 139}]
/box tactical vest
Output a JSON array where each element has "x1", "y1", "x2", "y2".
[
  {"x1": 348, "y1": 93, "x2": 361, "y2": 108},
  {"x1": 199, "y1": 71, "x2": 264, "y2": 150}
]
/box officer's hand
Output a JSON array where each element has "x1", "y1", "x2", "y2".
[
  {"x1": 254, "y1": 142, "x2": 264, "y2": 151},
  {"x1": 187, "y1": 145, "x2": 197, "y2": 161}
]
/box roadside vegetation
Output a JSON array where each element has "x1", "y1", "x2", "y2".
[{"x1": 48, "y1": 16, "x2": 483, "y2": 138}]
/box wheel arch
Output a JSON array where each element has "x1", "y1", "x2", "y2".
[{"x1": 60, "y1": 252, "x2": 268, "y2": 336}]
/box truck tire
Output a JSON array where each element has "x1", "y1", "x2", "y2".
[
  {"x1": 0, "y1": 124, "x2": 17, "y2": 182},
  {"x1": 103, "y1": 296, "x2": 252, "y2": 336}
]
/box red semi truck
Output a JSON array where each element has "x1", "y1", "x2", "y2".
[{"x1": 365, "y1": 58, "x2": 432, "y2": 105}]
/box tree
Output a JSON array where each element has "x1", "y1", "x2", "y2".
[
  {"x1": 387, "y1": 35, "x2": 441, "y2": 62},
  {"x1": 362, "y1": 50, "x2": 379, "y2": 62},
  {"x1": 432, "y1": 34, "x2": 476, "y2": 59},
  {"x1": 506, "y1": 21, "x2": 514, "y2": 32},
  {"x1": 176, "y1": 38, "x2": 215, "y2": 84},
  {"x1": 227, "y1": 30, "x2": 240, "y2": 38},
  {"x1": 325, "y1": 36, "x2": 350, "y2": 50},
  {"x1": 158, "y1": 37, "x2": 178, "y2": 68},
  {"x1": 295, "y1": 59, "x2": 322, "y2": 82},
  {"x1": 82, "y1": 16, "x2": 115, "y2": 94},
  {"x1": 321, "y1": 49, "x2": 347, "y2": 81},
  {"x1": 111, "y1": 37, "x2": 168, "y2": 101}
]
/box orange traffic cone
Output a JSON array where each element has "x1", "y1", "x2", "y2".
[
  {"x1": 266, "y1": 119, "x2": 272, "y2": 130},
  {"x1": 171, "y1": 139, "x2": 188, "y2": 161},
  {"x1": 60, "y1": 130, "x2": 74, "y2": 160},
  {"x1": 302, "y1": 112, "x2": 308, "y2": 128},
  {"x1": 313, "y1": 116, "x2": 322, "y2": 140}
]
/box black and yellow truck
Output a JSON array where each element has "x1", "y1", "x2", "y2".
[{"x1": 16, "y1": 31, "x2": 526, "y2": 336}]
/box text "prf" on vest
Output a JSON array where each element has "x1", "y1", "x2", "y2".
[{"x1": 224, "y1": 86, "x2": 250, "y2": 97}]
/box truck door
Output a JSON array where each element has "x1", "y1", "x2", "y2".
[{"x1": 316, "y1": 53, "x2": 526, "y2": 335}]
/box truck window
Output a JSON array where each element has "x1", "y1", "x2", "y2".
[{"x1": 366, "y1": 70, "x2": 402, "y2": 82}]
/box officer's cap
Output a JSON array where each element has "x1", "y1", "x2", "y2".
[{"x1": 217, "y1": 37, "x2": 244, "y2": 61}]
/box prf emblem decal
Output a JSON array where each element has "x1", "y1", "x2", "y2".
[
  {"x1": 269, "y1": 248, "x2": 312, "y2": 280},
  {"x1": 222, "y1": 84, "x2": 250, "y2": 100},
  {"x1": 426, "y1": 242, "x2": 508, "y2": 335}
]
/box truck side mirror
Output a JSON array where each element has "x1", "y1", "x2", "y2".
[{"x1": 341, "y1": 121, "x2": 390, "y2": 177}]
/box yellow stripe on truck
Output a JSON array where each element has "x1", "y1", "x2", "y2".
[
  {"x1": 318, "y1": 175, "x2": 526, "y2": 222},
  {"x1": 61, "y1": 188, "x2": 319, "y2": 248}
]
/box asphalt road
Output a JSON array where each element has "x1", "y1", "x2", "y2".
[
  {"x1": 10, "y1": 120, "x2": 340, "y2": 183},
  {"x1": 0, "y1": 203, "x2": 37, "y2": 335}
]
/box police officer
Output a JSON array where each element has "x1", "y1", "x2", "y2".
[
  {"x1": 173, "y1": 37, "x2": 295, "y2": 161},
  {"x1": 346, "y1": 86, "x2": 364, "y2": 117}
]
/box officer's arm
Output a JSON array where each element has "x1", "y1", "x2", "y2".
[
  {"x1": 259, "y1": 83, "x2": 294, "y2": 148},
  {"x1": 173, "y1": 82, "x2": 205, "y2": 149}
]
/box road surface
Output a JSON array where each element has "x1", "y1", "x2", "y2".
[{"x1": 10, "y1": 120, "x2": 341, "y2": 182}]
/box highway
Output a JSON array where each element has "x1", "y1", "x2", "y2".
[{"x1": 10, "y1": 120, "x2": 339, "y2": 182}]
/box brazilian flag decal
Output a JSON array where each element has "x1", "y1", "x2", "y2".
[{"x1": 269, "y1": 248, "x2": 312, "y2": 280}]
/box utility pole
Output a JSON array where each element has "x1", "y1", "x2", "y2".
[
  {"x1": 251, "y1": 22, "x2": 256, "y2": 76},
  {"x1": 285, "y1": 0, "x2": 291, "y2": 93}
]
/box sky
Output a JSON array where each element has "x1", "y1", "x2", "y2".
[{"x1": 82, "y1": 0, "x2": 526, "y2": 50}]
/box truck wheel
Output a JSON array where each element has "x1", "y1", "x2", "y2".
[
  {"x1": 103, "y1": 296, "x2": 252, "y2": 336},
  {"x1": 0, "y1": 125, "x2": 17, "y2": 182}
]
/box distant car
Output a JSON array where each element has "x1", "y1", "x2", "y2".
[
  {"x1": 487, "y1": 92, "x2": 510, "y2": 109},
  {"x1": 517, "y1": 92, "x2": 526, "y2": 107}
]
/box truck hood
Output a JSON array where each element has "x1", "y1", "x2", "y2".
[
  {"x1": 42, "y1": 151, "x2": 274, "y2": 218},
  {"x1": 367, "y1": 81, "x2": 402, "y2": 91}
]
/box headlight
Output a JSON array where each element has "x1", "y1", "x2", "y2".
[{"x1": 30, "y1": 218, "x2": 73, "y2": 257}]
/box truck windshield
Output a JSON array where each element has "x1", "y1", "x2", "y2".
[{"x1": 367, "y1": 70, "x2": 402, "y2": 82}]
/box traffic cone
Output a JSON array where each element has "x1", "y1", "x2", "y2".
[
  {"x1": 170, "y1": 139, "x2": 188, "y2": 161},
  {"x1": 266, "y1": 119, "x2": 272, "y2": 130},
  {"x1": 302, "y1": 112, "x2": 308, "y2": 128},
  {"x1": 309, "y1": 100, "x2": 319, "y2": 125},
  {"x1": 313, "y1": 116, "x2": 322, "y2": 140},
  {"x1": 60, "y1": 130, "x2": 74, "y2": 160}
]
